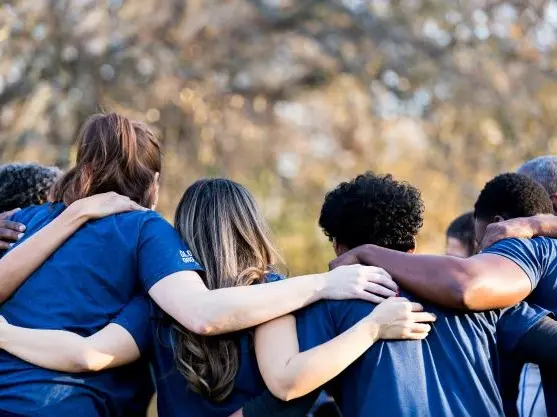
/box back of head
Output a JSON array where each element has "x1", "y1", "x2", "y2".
[
  {"x1": 446, "y1": 212, "x2": 475, "y2": 257},
  {"x1": 517, "y1": 155, "x2": 557, "y2": 196},
  {"x1": 172, "y1": 178, "x2": 283, "y2": 402},
  {"x1": 0, "y1": 163, "x2": 62, "y2": 212},
  {"x1": 319, "y1": 172, "x2": 424, "y2": 252},
  {"x1": 474, "y1": 173, "x2": 553, "y2": 222},
  {"x1": 50, "y1": 113, "x2": 161, "y2": 207}
]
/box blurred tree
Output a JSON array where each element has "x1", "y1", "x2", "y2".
[{"x1": 1, "y1": 0, "x2": 557, "y2": 277}]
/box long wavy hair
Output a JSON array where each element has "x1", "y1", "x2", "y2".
[{"x1": 173, "y1": 178, "x2": 283, "y2": 402}]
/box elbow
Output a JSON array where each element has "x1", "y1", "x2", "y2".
[
  {"x1": 266, "y1": 378, "x2": 304, "y2": 402},
  {"x1": 188, "y1": 316, "x2": 218, "y2": 336},
  {"x1": 64, "y1": 353, "x2": 95, "y2": 373}
]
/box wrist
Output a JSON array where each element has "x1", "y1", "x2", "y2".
[
  {"x1": 531, "y1": 216, "x2": 544, "y2": 237},
  {"x1": 0, "y1": 322, "x2": 11, "y2": 348},
  {"x1": 63, "y1": 202, "x2": 91, "y2": 227},
  {"x1": 361, "y1": 317, "x2": 381, "y2": 342},
  {"x1": 314, "y1": 273, "x2": 330, "y2": 301}
]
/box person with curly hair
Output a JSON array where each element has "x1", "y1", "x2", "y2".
[
  {"x1": 446, "y1": 212, "x2": 475, "y2": 257},
  {"x1": 0, "y1": 163, "x2": 62, "y2": 250},
  {"x1": 257, "y1": 172, "x2": 556, "y2": 417}
]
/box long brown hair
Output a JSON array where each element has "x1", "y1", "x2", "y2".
[
  {"x1": 173, "y1": 178, "x2": 283, "y2": 402},
  {"x1": 50, "y1": 113, "x2": 161, "y2": 207}
]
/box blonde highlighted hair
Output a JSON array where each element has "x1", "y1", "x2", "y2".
[{"x1": 173, "y1": 178, "x2": 283, "y2": 402}]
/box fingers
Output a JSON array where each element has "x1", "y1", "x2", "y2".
[
  {"x1": 410, "y1": 322, "x2": 432, "y2": 333},
  {"x1": 407, "y1": 301, "x2": 423, "y2": 312},
  {"x1": 0, "y1": 220, "x2": 25, "y2": 233},
  {"x1": 364, "y1": 282, "x2": 397, "y2": 298},
  {"x1": 366, "y1": 270, "x2": 398, "y2": 292},
  {"x1": 410, "y1": 312, "x2": 437, "y2": 323},
  {"x1": 358, "y1": 291, "x2": 388, "y2": 304},
  {"x1": 0, "y1": 226, "x2": 24, "y2": 242},
  {"x1": 0, "y1": 208, "x2": 21, "y2": 220}
]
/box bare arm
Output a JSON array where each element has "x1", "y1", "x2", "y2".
[
  {"x1": 0, "y1": 318, "x2": 139, "y2": 372},
  {"x1": 255, "y1": 298, "x2": 435, "y2": 401},
  {"x1": 330, "y1": 245, "x2": 532, "y2": 310},
  {"x1": 148, "y1": 265, "x2": 399, "y2": 335},
  {"x1": 0, "y1": 193, "x2": 146, "y2": 302},
  {"x1": 480, "y1": 215, "x2": 557, "y2": 250}
]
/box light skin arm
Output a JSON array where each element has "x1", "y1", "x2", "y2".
[
  {"x1": 0, "y1": 193, "x2": 146, "y2": 303},
  {"x1": 0, "y1": 317, "x2": 139, "y2": 372},
  {"x1": 330, "y1": 245, "x2": 532, "y2": 311},
  {"x1": 148, "y1": 265, "x2": 399, "y2": 336},
  {"x1": 254, "y1": 297, "x2": 436, "y2": 401}
]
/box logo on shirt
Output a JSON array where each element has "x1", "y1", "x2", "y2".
[{"x1": 180, "y1": 250, "x2": 195, "y2": 264}]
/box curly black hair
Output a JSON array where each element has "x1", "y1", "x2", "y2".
[
  {"x1": 0, "y1": 163, "x2": 62, "y2": 212},
  {"x1": 319, "y1": 172, "x2": 424, "y2": 252},
  {"x1": 474, "y1": 173, "x2": 553, "y2": 222}
]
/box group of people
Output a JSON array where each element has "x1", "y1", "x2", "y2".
[{"x1": 0, "y1": 112, "x2": 556, "y2": 417}]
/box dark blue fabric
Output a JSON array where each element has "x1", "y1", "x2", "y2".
[
  {"x1": 483, "y1": 236, "x2": 557, "y2": 415},
  {"x1": 483, "y1": 237, "x2": 557, "y2": 314},
  {"x1": 295, "y1": 291, "x2": 547, "y2": 417},
  {"x1": 0, "y1": 203, "x2": 202, "y2": 416},
  {"x1": 151, "y1": 273, "x2": 285, "y2": 417}
]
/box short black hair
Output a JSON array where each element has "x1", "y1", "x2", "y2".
[
  {"x1": 319, "y1": 172, "x2": 424, "y2": 252},
  {"x1": 446, "y1": 212, "x2": 475, "y2": 254},
  {"x1": 474, "y1": 173, "x2": 553, "y2": 222},
  {"x1": 0, "y1": 163, "x2": 62, "y2": 212}
]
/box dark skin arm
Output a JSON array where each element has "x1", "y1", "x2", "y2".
[
  {"x1": 330, "y1": 245, "x2": 532, "y2": 310},
  {"x1": 480, "y1": 214, "x2": 557, "y2": 250}
]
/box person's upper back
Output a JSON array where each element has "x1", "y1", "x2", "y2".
[
  {"x1": 1, "y1": 203, "x2": 189, "y2": 331},
  {"x1": 295, "y1": 291, "x2": 547, "y2": 417},
  {"x1": 0, "y1": 202, "x2": 198, "y2": 416}
]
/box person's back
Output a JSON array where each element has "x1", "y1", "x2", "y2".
[
  {"x1": 296, "y1": 294, "x2": 540, "y2": 416},
  {"x1": 0, "y1": 113, "x2": 200, "y2": 416},
  {"x1": 295, "y1": 172, "x2": 549, "y2": 416},
  {"x1": 0, "y1": 203, "x2": 176, "y2": 415}
]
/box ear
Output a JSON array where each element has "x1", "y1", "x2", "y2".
[
  {"x1": 493, "y1": 215, "x2": 505, "y2": 223},
  {"x1": 550, "y1": 194, "x2": 557, "y2": 214},
  {"x1": 333, "y1": 240, "x2": 349, "y2": 256},
  {"x1": 151, "y1": 172, "x2": 160, "y2": 210}
]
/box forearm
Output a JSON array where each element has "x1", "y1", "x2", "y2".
[
  {"x1": 531, "y1": 215, "x2": 557, "y2": 238},
  {"x1": 349, "y1": 245, "x2": 530, "y2": 310},
  {"x1": 0, "y1": 324, "x2": 108, "y2": 372},
  {"x1": 0, "y1": 206, "x2": 87, "y2": 302},
  {"x1": 186, "y1": 274, "x2": 327, "y2": 335},
  {"x1": 269, "y1": 318, "x2": 378, "y2": 401},
  {"x1": 351, "y1": 245, "x2": 472, "y2": 309}
]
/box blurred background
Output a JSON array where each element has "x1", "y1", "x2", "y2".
[{"x1": 1, "y1": 0, "x2": 556, "y2": 277}]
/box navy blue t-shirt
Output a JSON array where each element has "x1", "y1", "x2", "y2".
[
  {"x1": 150, "y1": 273, "x2": 284, "y2": 417},
  {"x1": 295, "y1": 293, "x2": 548, "y2": 417},
  {"x1": 483, "y1": 237, "x2": 557, "y2": 414},
  {"x1": 0, "y1": 203, "x2": 202, "y2": 416},
  {"x1": 483, "y1": 237, "x2": 557, "y2": 314}
]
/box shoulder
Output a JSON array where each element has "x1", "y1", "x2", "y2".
[{"x1": 10, "y1": 203, "x2": 63, "y2": 224}]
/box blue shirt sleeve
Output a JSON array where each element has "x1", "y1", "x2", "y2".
[
  {"x1": 497, "y1": 302, "x2": 552, "y2": 352},
  {"x1": 110, "y1": 295, "x2": 152, "y2": 354},
  {"x1": 295, "y1": 301, "x2": 337, "y2": 352},
  {"x1": 482, "y1": 237, "x2": 554, "y2": 290},
  {"x1": 137, "y1": 213, "x2": 204, "y2": 291}
]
